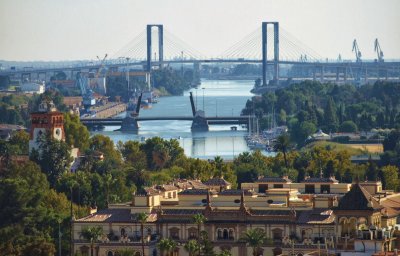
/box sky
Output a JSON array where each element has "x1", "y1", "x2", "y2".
[{"x1": 0, "y1": 0, "x2": 399, "y2": 61}]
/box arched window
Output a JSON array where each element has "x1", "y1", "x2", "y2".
[
  {"x1": 121, "y1": 228, "x2": 126, "y2": 237},
  {"x1": 134, "y1": 252, "x2": 141, "y2": 256},
  {"x1": 147, "y1": 227, "x2": 152, "y2": 236},
  {"x1": 223, "y1": 229, "x2": 229, "y2": 240},
  {"x1": 217, "y1": 229, "x2": 223, "y2": 239},
  {"x1": 107, "y1": 251, "x2": 113, "y2": 256},
  {"x1": 228, "y1": 229, "x2": 234, "y2": 239}
]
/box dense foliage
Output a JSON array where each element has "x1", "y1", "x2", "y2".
[
  {"x1": 242, "y1": 81, "x2": 400, "y2": 146},
  {"x1": 106, "y1": 67, "x2": 196, "y2": 101}
]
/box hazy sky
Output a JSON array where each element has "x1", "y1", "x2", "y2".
[{"x1": 1, "y1": 0, "x2": 399, "y2": 61}]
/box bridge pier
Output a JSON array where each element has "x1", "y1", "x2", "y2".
[
  {"x1": 191, "y1": 111, "x2": 209, "y2": 131},
  {"x1": 120, "y1": 116, "x2": 140, "y2": 132}
]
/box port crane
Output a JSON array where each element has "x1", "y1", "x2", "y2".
[
  {"x1": 88, "y1": 54, "x2": 108, "y2": 94},
  {"x1": 374, "y1": 39, "x2": 384, "y2": 62},
  {"x1": 352, "y1": 39, "x2": 362, "y2": 63},
  {"x1": 76, "y1": 73, "x2": 96, "y2": 112}
]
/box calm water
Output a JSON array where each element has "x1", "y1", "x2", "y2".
[{"x1": 92, "y1": 79, "x2": 273, "y2": 160}]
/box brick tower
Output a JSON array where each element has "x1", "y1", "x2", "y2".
[{"x1": 29, "y1": 100, "x2": 65, "y2": 154}]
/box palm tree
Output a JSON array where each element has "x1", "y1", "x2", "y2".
[
  {"x1": 274, "y1": 133, "x2": 291, "y2": 168},
  {"x1": 213, "y1": 156, "x2": 224, "y2": 177},
  {"x1": 80, "y1": 226, "x2": 103, "y2": 256},
  {"x1": 218, "y1": 250, "x2": 232, "y2": 256},
  {"x1": 240, "y1": 228, "x2": 267, "y2": 256},
  {"x1": 192, "y1": 213, "x2": 206, "y2": 242},
  {"x1": 137, "y1": 212, "x2": 149, "y2": 256},
  {"x1": 184, "y1": 240, "x2": 200, "y2": 256},
  {"x1": 157, "y1": 238, "x2": 177, "y2": 256}
]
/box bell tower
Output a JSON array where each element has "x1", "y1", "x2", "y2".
[{"x1": 29, "y1": 100, "x2": 65, "y2": 154}]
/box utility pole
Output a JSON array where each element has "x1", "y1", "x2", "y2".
[
  {"x1": 181, "y1": 51, "x2": 184, "y2": 76},
  {"x1": 126, "y1": 57, "x2": 130, "y2": 94}
]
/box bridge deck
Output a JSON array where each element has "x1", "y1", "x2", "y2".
[{"x1": 80, "y1": 116, "x2": 251, "y2": 126}]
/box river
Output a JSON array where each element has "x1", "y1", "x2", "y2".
[{"x1": 92, "y1": 79, "x2": 274, "y2": 160}]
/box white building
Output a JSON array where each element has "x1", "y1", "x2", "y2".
[{"x1": 21, "y1": 82, "x2": 45, "y2": 94}]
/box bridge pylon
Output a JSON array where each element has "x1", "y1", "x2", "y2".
[
  {"x1": 147, "y1": 24, "x2": 164, "y2": 71},
  {"x1": 262, "y1": 22, "x2": 279, "y2": 86}
]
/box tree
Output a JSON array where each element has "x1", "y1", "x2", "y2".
[
  {"x1": 217, "y1": 250, "x2": 232, "y2": 256},
  {"x1": 157, "y1": 238, "x2": 177, "y2": 256},
  {"x1": 64, "y1": 113, "x2": 90, "y2": 151},
  {"x1": 118, "y1": 141, "x2": 147, "y2": 170},
  {"x1": 8, "y1": 130, "x2": 30, "y2": 155},
  {"x1": 323, "y1": 97, "x2": 339, "y2": 132},
  {"x1": 365, "y1": 160, "x2": 378, "y2": 181},
  {"x1": 184, "y1": 240, "x2": 200, "y2": 256},
  {"x1": 240, "y1": 228, "x2": 267, "y2": 256},
  {"x1": 80, "y1": 226, "x2": 103, "y2": 256},
  {"x1": 193, "y1": 213, "x2": 207, "y2": 244},
  {"x1": 380, "y1": 165, "x2": 399, "y2": 191},
  {"x1": 89, "y1": 134, "x2": 122, "y2": 164},
  {"x1": 31, "y1": 134, "x2": 73, "y2": 187},
  {"x1": 339, "y1": 120, "x2": 358, "y2": 133},
  {"x1": 199, "y1": 230, "x2": 215, "y2": 256},
  {"x1": 137, "y1": 212, "x2": 149, "y2": 256},
  {"x1": 274, "y1": 133, "x2": 291, "y2": 168}
]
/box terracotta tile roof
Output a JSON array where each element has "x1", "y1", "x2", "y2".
[
  {"x1": 250, "y1": 210, "x2": 292, "y2": 216},
  {"x1": 143, "y1": 187, "x2": 160, "y2": 195},
  {"x1": 161, "y1": 209, "x2": 204, "y2": 215},
  {"x1": 297, "y1": 209, "x2": 335, "y2": 224},
  {"x1": 256, "y1": 177, "x2": 292, "y2": 183},
  {"x1": 189, "y1": 180, "x2": 208, "y2": 189},
  {"x1": 218, "y1": 189, "x2": 255, "y2": 196},
  {"x1": 301, "y1": 177, "x2": 338, "y2": 183},
  {"x1": 75, "y1": 209, "x2": 132, "y2": 223},
  {"x1": 179, "y1": 189, "x2": 215, "y2": 195},
  {"x1": 155, "y1": 184, "x2": 178, "y2": 192},
  {"x1": 203, "y1": 177, "x2": 231, "y2": 186},
  {"x1": 335, "y1": 183, "x2": 382, "y2": 211}
]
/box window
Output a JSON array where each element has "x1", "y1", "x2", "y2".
[
  {"x1": 258, "y1": 184, "x2": 268, "y2": 193},
  {"x1": 107, "y1": 252, "x2": 113, "y2": 256},
  {"x1": 305, "y1": 184, "x2": 315, "y2": 194},
  {"x1": 274, "y1": 184, "x2": 283, "y2": 188},
  {"x1": 229, "y1": 229, "x2": 234, "y2": 239},
  {"x1": 217, "y1": 229, "x2": 222, "y2": 239},
  {"x1": 320, "y1": 185, "x2": 330, "y2": 194},
  {"x1": 121, "y1": 228, "x2": 126, "y2": 237},
  {"x1": 217, "y1": 228, "x2": 234, "y2": 240},
  {"x1": 223, "y1": 229, "x2": 229, "y2": 239},
  {"x1": 272, "y1": 228, "x2": 283, "y2": 240},
  {"x1": 169, "y1": 228, "x2": 179, "y2": 240},
  {"x1": 188, "y1": 228, "x2": 197, "y2": 239}
]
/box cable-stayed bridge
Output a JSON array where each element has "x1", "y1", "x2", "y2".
[{"x1": 2, "y1": 22, "x2": 400, "y2": 85}]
